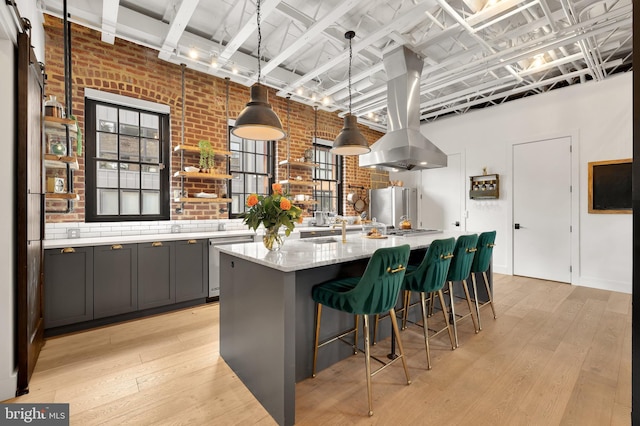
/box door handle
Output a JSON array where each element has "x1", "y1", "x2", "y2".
[
  {"x1": 451, "y1": 221, "x2": 460, "y2": 227},
  {"x1": 514, "y1": 223, "x2": 521, "y2": 229}
]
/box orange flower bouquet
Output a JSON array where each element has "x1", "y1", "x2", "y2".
[{"x1": 241, "y1": 183, "x2": 303, "y2": 250}]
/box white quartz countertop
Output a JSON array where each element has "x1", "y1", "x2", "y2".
[
  {"x1": 43, "y1": 230, "x2": 257, "y2": 249},
  {"x1": 217, "y1": 230, "x2": 459, "y2": 273},
  {"x1": 42, "y1": 224, "x2": 366, "y2": 249}
]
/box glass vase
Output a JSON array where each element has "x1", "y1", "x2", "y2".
[{"x1": 263, "y1": 227, "x2": 284, "y2": 251}]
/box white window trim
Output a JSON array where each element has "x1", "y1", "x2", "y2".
[
  {"x1": 315, "y1": 137, "x2": 333, "y2": 147},
  {"x1": 84, "y1": 88, "x2": 170, "y2": 114}
]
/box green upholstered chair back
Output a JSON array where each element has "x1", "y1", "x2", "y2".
[
  {"x1": 403, "y1": 238, "x2": 455, "y2": 294},
  {"x1": 471, "y1": 231, "x2": 496, "y2": 274},
  {"x1": 313, "y1": 245, "x2": 410, "y2": 315},
  {"x1": 446, "y1": 234, "x2": 479, "y2": 282}
]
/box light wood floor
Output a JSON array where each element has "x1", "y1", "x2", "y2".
[{"x1": 6, "y1": 274, "x2": 631, "y2": 425}]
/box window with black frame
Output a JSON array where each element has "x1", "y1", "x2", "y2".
[
  {"x1": 229, "y1": 128, "x2": 275, "y2": 217},
  {"x1": 85, "y1": 99, "x2": 170, "y2": 222},
  {"x1": 313, "y1": 141, "x2": 342, "y2": 213}
]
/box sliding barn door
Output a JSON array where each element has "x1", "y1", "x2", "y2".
[{"x1": 16, "y1": 31, "x2": 45, "y2": 396}]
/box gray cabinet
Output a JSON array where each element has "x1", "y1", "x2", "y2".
[
  {"x1": 44, "y1": 237, "x2": 209, "y2": 331},
  {"x1": 44, "y1": 247, "x2": 93, "y2": 328},
  {"x1": 93, "y1": 243, "x2": 138, "y2": 319},
  {"x1": 138, "y1": 241, "x2": 175, "y2": 309},
  {"x1": 175, "y1": 239, "x2": 208, "y2": 302}
]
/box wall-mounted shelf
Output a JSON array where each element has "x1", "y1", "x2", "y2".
[
  {"x1": 293, "y1": 200, "x2": 318, "y2": 205},
  {"x1": 279, "y1": 179, "x2": 316, "y2": 187},
  {"x1": 469, "y1": 173, "x2": 499, "y2": 199},
  {"x1": 173, "y1": 171, "x2": 232, "y2": 180},
  {"x1": 278, "y1": 159, "x2": 319, "y2": 168},
  {"x1": 44, "y1": 115, "x2": 76, "y2": 127},
  {"x1": 44, "y1": 154, "x2": 79, "y2": 170},
  {"x1": 174, "y1": 144, "x2": 232, "y2": 157},
  {"x1": 44, "y1": 115, "x2": 78, "y2": 213},
  {"x1": 174, "y1": 197, "x2": 232, "y2": 204},
  {"x1": 45, "y1": 193, "x2": 79, "y2": 200}
]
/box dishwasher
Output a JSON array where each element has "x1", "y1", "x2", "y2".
[{"x1": 209, "y1": 235, "x2": 255, "y2": 298}]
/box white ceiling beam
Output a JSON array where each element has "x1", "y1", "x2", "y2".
[
  {"x1": 101, "y1": 0, "x2": 119, "y2": 44},
  {"x1": 158, "y1": 0, "x2": 200, "y2": 61},
  {"x1": 274, "y1": 2, "x2": 382, "y2": 63},
  {"x1": 261, "y1": 0, "x2": 366, "y2": 76},
  {"x1": 40, "y1": 0, "x2": 305, "y2": 90},
  {"x1": 217, "y1": 0, "x2": 282, "y2": 67},
  {"x1": 277, "y1": 0, "x2": 434, "y2": 97},
  {"x1": 420, "y1": 69, "x2": 590, "y2": 120}
]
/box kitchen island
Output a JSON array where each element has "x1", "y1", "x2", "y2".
[{"x1": 217, "y1": 231, "x2": 491, "y2": 426}]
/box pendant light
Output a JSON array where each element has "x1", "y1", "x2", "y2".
[
  {"x1": 331, "y1": 31, "x2": 370, "y2": 156},
  {"x1": 231, "y1": 0, "x2": 285, "y2": 141}
]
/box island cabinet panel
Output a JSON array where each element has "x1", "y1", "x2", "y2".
[
  {"x1": 175, "y1": 239, "x2": 208, "y2": 302},
  {"x1": 44, "y1": 247, "x2": 94, "y2": 328},
  {"x1": 138, "y1": 241, "x2": 175, "y2": 309},
  {"x1": 93, "y1": 243, "x2": 138, "y2": 319}
]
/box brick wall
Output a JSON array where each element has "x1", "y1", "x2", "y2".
[{"x1": 43, "y1": 16, "x2": 387, "y2": 223}]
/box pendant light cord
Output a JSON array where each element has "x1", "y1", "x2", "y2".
[
  {"x1": 257, "y1": 0, "x2": 262, "y2": 84},
  {"x1": 348, "y1": 36, "x2": 352, "y2": 114}
]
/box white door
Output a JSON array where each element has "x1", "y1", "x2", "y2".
[
  {"x1": 419, "y1": 153, "x2": 463, "y2": 231},
  {"x1": 513, "y1": 137, "x2": 572, "y2": 283}
]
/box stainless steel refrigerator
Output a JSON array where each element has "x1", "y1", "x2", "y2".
[{"x1": 368, "y1": 187, "x2": 417, "y2": 228}]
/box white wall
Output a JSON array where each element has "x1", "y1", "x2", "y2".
[
  {"x1": 0, "y1": 0, "x2": 45, "y2": 401},
  {"x1": 0, "y1": 38, "x2": 16, "y2": 402},
  {"x1": 396, "y1": 73, "x2": 632, "y2": 293}
]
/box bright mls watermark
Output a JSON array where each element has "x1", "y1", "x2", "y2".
[{"x1": 0, "y1": 403, "x2": 69, "y2": 425}]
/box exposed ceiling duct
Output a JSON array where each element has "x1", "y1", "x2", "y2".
[{"x1": 359, "y1": 46, "x2": 447, "y2": 171}]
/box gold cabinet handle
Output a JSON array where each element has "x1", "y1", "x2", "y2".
[
  {"x1": 61, "y1": 247, "x2": 75, "y2": 254},
  {"x1": 152, "y1": 241, "x2": 163, "y2": 247},
  {"x1": 310, "y1": 231, "x2": 317, "y2": 235},
  {"x1": 187, "y1": 239, "x2": 197, "y2": 244},
  {"x1": 466, "y1": 247, "x2": 478, "y2": 253},
  {"x1": 111, "y1": 244, "x2": 123, "y2": 250},
  {"x1": 487, "y1": 243, "x2": 496, "y2": 248},
  {"x1": 387, "y1": 264, "x2": 406, "y2": 274},
  {"x1": 440, "y1": 253, "x2": 454, "y2": 259}
]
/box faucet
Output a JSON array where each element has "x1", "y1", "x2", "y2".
[{"x1": 332, "y1": 218, "x2": 348, "y2": 243}]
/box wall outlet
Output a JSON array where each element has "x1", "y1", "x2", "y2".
[
  {"x1": 171, "y1": 224, "x2": 181, "y2": 233},
  {"x1": 67, "y1": 228, "x2": 80, "y2": 239}
]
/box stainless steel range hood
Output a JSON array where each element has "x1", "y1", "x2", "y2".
[{"x1": 359, "y1": 46, "x2": 447, "y2": 171}]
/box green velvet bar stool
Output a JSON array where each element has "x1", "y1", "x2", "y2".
[
  {"x1": 312, "y1": 245, "x2": 411, "y2": 417},
  {"x1": 399, "y1": 237, "x2": 456, "y2": 370},
  {"x1": 445, "y1": 234, "x2": 479, "y2": 348},
  {"x1": 470, "y1": 231, "x2": 497, "y2": 331}
]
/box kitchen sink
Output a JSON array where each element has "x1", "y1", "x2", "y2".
[{"x1": 302, "y1": 237, "x2": 341, "y2": 244}]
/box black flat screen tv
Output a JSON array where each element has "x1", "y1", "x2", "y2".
[{"x1": 588, "y1": 158, "x2": 632, "y2": 214}]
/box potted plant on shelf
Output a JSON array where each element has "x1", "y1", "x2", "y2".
[
  {"x1": 198, "y1": 140, "x2": 216, "y2": 173},
  {"x1": 241, "y1": 183, "x2": 303, "y2": 251}
]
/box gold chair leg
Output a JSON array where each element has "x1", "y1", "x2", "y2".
[
  {"x1": 471, "y1": 273, "x2": 483, "y2": 331},
  {"x1": 483, "y1": 271, "x2": 497, "y2": 319},
  {"x1": 438, "y1": 290, "x2": 456, "y2": 350},
  {"x1": 312, "y1": 303, "x2": 322, "y2": 378},
  {"x1": 372, "y1": 314, "x2": 379, "y2": 346},
  {"x1": 401, "y1": 290, "x2": 410, "y2": 330},
  {"x1": 363, "y1": 314, "x2": 373, "y2": 417},
  {"x1": 419, "y1": 292, "x2": 431, "y2": 370},
  {"x1": 389, "y1": 308, "x2": 411, "y2": 385},
  {"x1": 448, "y1": 281, "x2": 459, "y2": 348},
  {"x1": 461, "y1": 279, "x2": 479, "y2": 333},
  {"x1": 354, "y1": 314, "x2": 359, "y2": 355},
  {"x1": 428, "y1": 291, "x2": 435, "y2": 317}
]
